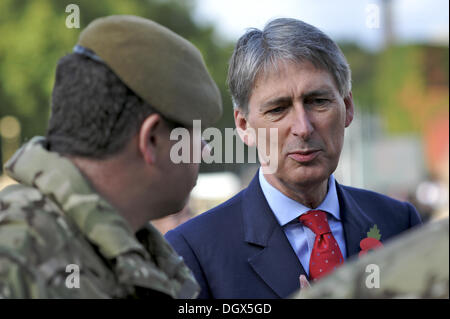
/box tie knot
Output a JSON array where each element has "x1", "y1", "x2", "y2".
[{"x1": 299, "y1": 210, "x2": 331, "y2": 235}]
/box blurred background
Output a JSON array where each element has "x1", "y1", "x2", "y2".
[{"x1": 0, "y1": 0, "x2": 448, "y2": 234}]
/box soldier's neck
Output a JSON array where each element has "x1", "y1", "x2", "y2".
[{"x1": 68, "y1": 153, "x2": 154, "y2": 233}]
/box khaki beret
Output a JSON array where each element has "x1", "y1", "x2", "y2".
[{"x1": 77, "y1": 15, "x2": 222, "y2": 127}]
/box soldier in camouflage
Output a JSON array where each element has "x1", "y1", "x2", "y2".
[{"x1": 0, "y1": 15, "x2": 222, "y2": 298}]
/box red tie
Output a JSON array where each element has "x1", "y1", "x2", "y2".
[{"x1": 299, "y1": 210, "x2": 344, "y2": 281}]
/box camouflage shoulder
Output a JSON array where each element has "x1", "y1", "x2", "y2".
[
  {"x1": 0, "y1": 184, "x2": 77, "y2": 298},
  {"x1": 0, "y1": 245, "x2": 48, "y2": 298},
  {"x1": 293, "y1": 218, "x2": 449, "y2": 299}
]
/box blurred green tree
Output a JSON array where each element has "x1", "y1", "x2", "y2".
[
  {"x1": 340, "y1": 42, "x2": 377, "y2": 113},
  {"x1": 374, "y1": 44, "x2": 449, "y2": 134},
  {"x1": 340, "y1": 43, "x2": 448, "y2": 137},
  {"x1": 0, "y1": 0, "x2": 235, "y2": 147}
]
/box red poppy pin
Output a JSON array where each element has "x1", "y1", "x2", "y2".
[{"x1": 359, "y1": 224, "x2": 384, "y2": 257}]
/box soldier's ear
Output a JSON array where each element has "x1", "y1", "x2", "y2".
[{"x1": 138, "y1": 114, "x2": 162, "y2": 164}]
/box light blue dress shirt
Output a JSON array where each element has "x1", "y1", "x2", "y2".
[{"x1": 258, "y1": 168, "x2": 347, "y2": 276}]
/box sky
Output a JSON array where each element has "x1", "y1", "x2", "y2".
[{"x1": 193, "y1": 0, "x2": 449, "y2": 50}]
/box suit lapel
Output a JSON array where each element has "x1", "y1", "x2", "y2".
[
  {"x1": 242, "y1": 173, "x2": 306, "y2": 298},
  {"x1": 335, "y1": 182, "x2": 376, "y2": 259}
]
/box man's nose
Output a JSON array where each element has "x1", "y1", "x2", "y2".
[{"x1": 291, "y1": 106, "x2": 314, "y2": 140}]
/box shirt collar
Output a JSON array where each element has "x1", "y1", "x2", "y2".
[{"x1": 258, "y1": 168, "x2": 341, "y2": 226}]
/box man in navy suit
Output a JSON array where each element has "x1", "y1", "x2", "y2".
[{"x1": 165, "y1": 18, "x2": 422, "y2": 298}]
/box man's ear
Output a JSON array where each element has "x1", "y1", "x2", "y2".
[
  {"x1": 344, "y1": 92, "x2": 354, "y2": 128},
  {"x1": 234, "y1": 108, "x2": 256, "y2": 147},
  {"x1": 138, "y1": 113, "x2": 162, "y2": 164}
]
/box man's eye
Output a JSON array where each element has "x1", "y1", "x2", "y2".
[
  {"x1": 268, "y1": 106, "x2": 286, "y2": 114},
  {"x1": 311, "y1": 98, "x2": 329, "y2": 106}
]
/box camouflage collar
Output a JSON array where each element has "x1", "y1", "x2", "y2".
[{"x1": 5, "y1": 136, "x2": 147, "y2": 260}]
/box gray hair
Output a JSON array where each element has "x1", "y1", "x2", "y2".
[{"x1": 227, "y1": 18, "x2": 352, "y2": 113}]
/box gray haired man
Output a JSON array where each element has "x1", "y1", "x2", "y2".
[{"x1": 166, "y1": 18, "x2": 421, "y2": 298}]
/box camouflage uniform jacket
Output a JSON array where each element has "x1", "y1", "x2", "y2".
[{"x1": 0, "y1": 137, "x2": 199, "y2": 298}]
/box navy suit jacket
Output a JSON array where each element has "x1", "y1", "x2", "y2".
[{"x1": 165, "y1": 173, "x2": 422, "y2": 298}]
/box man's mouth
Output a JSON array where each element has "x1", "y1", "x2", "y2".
[{"x1": 287, "y1": 150, "x2": 321, "y2": 163}]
